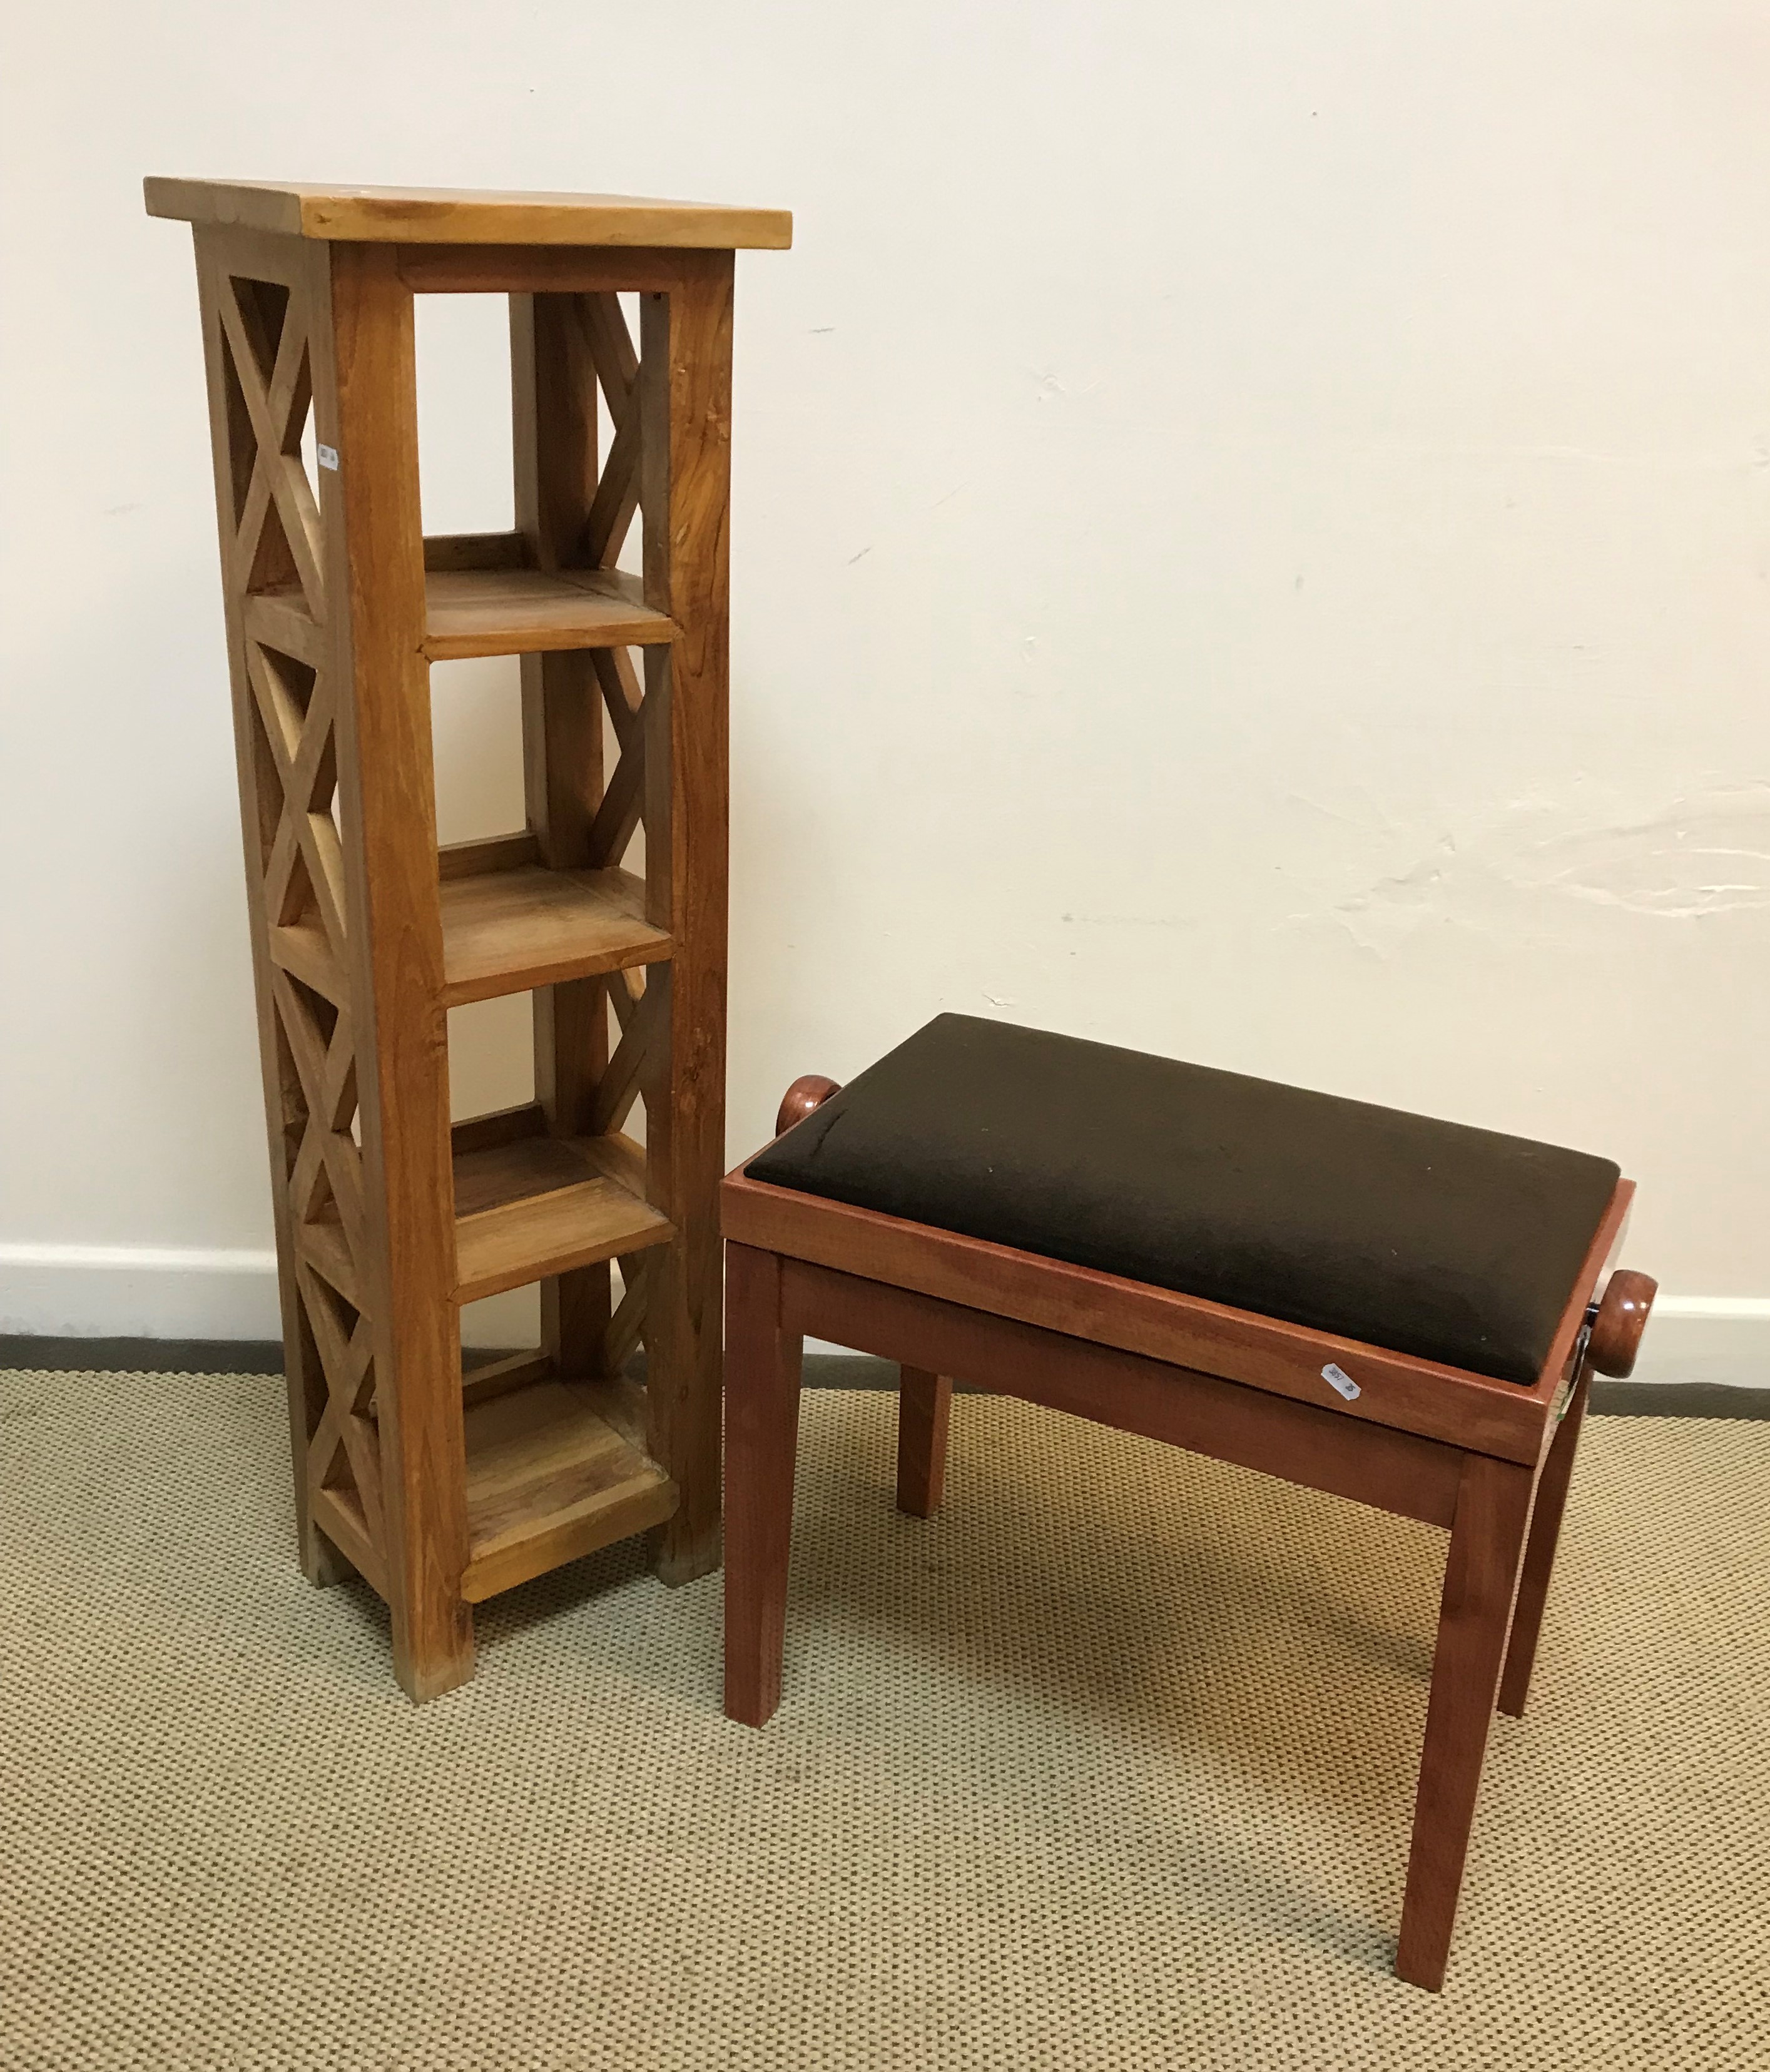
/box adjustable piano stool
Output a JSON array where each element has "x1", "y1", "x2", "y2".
[{"x1": 720, "y1": 1015, "x2": 1656, "y2": 1991}]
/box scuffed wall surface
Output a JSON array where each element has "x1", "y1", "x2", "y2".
[{"x1": 1331, "y1": 785, "x2": 1770, "y2": 945}]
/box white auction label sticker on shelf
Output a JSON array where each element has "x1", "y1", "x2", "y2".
[
  {"x1": 1321, "y1": 1362, "x2": 1361, "y2": 1401},
  {"x1": 317, "y1": 444, "x2": 339, "y2": 470}
]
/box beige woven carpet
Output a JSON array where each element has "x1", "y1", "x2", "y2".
[{"x1": 2, "y1": 1371, "x2": 1765, "y2": 2071}]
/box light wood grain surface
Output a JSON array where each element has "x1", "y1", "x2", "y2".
[
  {"x1": 460, "y1": 1377, "x2": 677, "y2": 1603},
  {"x1": 454, "y1": 1132, "x2": 671, "y2": 1304},
  {"x1": 326, "y1": 239, "x2": 477, "y2": 1700},
  {"x1": 438, "y1": 863, "x2": 669, "y2": 1005},
  {"x1": 146, "y1": 178, "x2": 791, "y2": 250},
  {"x1": 421, "y1": 566, "x2": 673, "y2": 659},
  {"x1": 169, "y1": 182, "x2": 767, "y2": 1697}
]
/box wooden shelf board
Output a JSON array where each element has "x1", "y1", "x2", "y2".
[
  {"x1": 454, "y1": 1129, "x2": 670, "y2": 1304},
  {"x1": 440, "y1": 863, "x2": 669, "y2": 1006},
  {"x1": 461, "y1": 1375, "x2": 676, "y2": 1603},
  {"x1": 247, "y1": 566, "x2": 670, "y2": 663},
  {"x1": 423, "y1": 567, "x2": 672, "y2": 660}
]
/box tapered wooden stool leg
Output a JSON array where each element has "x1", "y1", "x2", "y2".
[
  {"x1": 897, "y1": 1368, "x2": 952, "y2": 1518},
  {"x1": 1396, "y1": 1452, "x2": 1536, "y2": 1989},
  {"x1": 1498, "y1": 1366, "x2": 1591, "y2": 1719},
  {"x1": 724, "y1": 1244, "x2": 803, "y2": 1727}
]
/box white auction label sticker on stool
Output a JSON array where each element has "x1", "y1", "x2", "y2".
[
  {"x1": 1321, "y1": 1362, "x2": 1361, "y2": 1401},
  {"x1": 317, "y1": 444, "x2": 340, "y2": 470}
]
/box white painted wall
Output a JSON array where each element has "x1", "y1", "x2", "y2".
[{"x1": 2, "y1": 4, "x2": 1766, "y2": 1378}]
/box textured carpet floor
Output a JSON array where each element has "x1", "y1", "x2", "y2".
[{"x1": 1, "y1": 1369, "x2": 1764, "y2": 2071}]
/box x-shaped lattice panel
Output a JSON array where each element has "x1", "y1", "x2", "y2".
[
  {"x1": 217, "y1": 275, "x2": 325, "y2": 616},
  {"x1": 572, "y1": 296, "x2": 664, "y2": 1373},
  {"x1": 297, "y1": 1258, "x2": 384, "y2": 1545},
  {"x1": 580, "y1": 292, "x2": 642, "y2": 572},
  {"x1": 220, "y1": 269, "x2": 382, "y2": 1540}
]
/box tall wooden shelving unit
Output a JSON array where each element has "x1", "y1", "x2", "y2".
[{"x1": 147, "y1": 180, "x2": 791, "y2": 1700}]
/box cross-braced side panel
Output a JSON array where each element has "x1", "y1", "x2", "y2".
[
  {"x1": 554, "y1": 293, "x2": 649, "y2": 877},
  {"x1": 268, "y1": 879, "x2": 380, "y2": 1538},
  {"x1": 582, "y1": 295, "x2": 664, "y2": 1383},
  {"x1": 515, "y1": 286, "x2": 666, "y2": 1385},
  {"x1": 273, "y1": 972, "x2": 365, "y2": 1257},
  {"x1": 534, "y1": 963, "x2": 661, "y2": 1380},
  {"x1": 297, "y1": 1259, "x2": 384, "y2": 1546},
  {"x1": 216, "y1": 274, "x2": 325, "y2": 615},
  {"x1": 212, "y1": 261, "x2": 382, "y2": 1572},
  {"x1": 246, "y1": 644, "x2": 347, "y2": 951},
  {"x1": 606, "y1": 1249, "x2": 651, "y2": 1377},
  {"x1": 587, "y1": 957, "x2": 666, "y2": 1378},
  {"x1": 585, "y1": 646, "x2": 647, "y2": 873},
  {"x1": 578, "y1": 293, "x2": 648, "y2": 881},
  {"x1": 580, "y1": 292, "x2": 642, "y2": 571},
  {"x1": 592, "y1": 961, "x2": 661, "y2": 1138}
]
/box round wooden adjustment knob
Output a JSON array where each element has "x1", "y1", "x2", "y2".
[
  {"x1": 776, "y1": 1075, "x2": 842, "y2": 1139},
  {"x1": 1587, "y1": 1269, "x2": 1658, "y2": 1378}
]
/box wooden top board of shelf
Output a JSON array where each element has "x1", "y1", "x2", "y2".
[
  {"x1": 144, "y1": 178, "x2": 793, "y2": 250},
  {"x1": 424, "y1": 567, "x2": 673, "y2": 659},
  {"x1": 454, "y1": 1130, "x2": 670, "y2": 1304},
  {"x1": 440, "y1": 863, "x2": 669, "y2": 1005},
  {"x1": 460, "y1": 1375, "x2": 676, "y2": 1603}
]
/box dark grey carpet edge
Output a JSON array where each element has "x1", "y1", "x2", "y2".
[
  {"x1": 3, "y1": 1336, "x2": 1766, "y2": 1419},
  {"x1": 0, "y1": 1335, "x2": 289, "y2": 1375},
  {"x1": 1584, "y1": 1379, "x2": 1769, "y2": 1418}
]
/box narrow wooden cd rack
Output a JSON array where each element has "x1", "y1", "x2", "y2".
[{"x1": 148, "y1": 178, "x2": 791, "y2": 1698}]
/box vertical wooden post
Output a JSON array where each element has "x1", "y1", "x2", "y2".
[
  {"x1": 327, "y1": 242, "x2": 474, "y2": 1700},
  {"x1": 639, "y1": 251, "x2": 735, "y2": 1583},
  {"x1": 511, "y1": 290, "x2": 609, "y2": 1376},
  {"x1": 1396, "y1": 1451, "x2": 1536, "y2": 1990}
]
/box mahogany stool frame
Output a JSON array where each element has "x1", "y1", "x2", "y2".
[{"x1": 722, "y1": 1075, "x2": 1656, "y2": 1992}]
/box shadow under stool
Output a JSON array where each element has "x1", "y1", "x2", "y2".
[{"x1": 719, "y1": 1014, "x2": 1656, "y2": 1992}]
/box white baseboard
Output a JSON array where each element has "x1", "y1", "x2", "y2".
[
  {"x1": 0, "y1": 1244, "x2": 282, "y2": 1339},
  {"x1": 1624, "y1": 1298, "x2": 1770, "y2": 1392},
  {"x1": 2, "y1": 1245, "x2": 1766, "y2": 1386},
  {"x1": 0, "y1": 1245, "x2": 533, "y2": 1348}
]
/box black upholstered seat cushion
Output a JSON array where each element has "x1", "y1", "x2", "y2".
[{"x1": 746, "y1": 1015, "x2": 1619, "y2": 1385}]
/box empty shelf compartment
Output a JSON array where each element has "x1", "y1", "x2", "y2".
[
  {"x1": 453, "y1": 1127, "x2": 670, "y2": 1303},
  {"x1": 462, "y1": 1374, "x2": 676, "y2": 1602},
  {"x1": 439, "y1": 861, "x2": 669, "y2": 1005}
]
